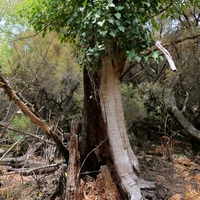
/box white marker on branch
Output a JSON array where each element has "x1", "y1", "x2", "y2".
[{"x1": 155, "y1": 40, "x2": 177, "y2": 72}]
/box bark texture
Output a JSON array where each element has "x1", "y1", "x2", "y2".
[
  {"x1": 81, "y1": 67, "x2": 111, "y2": 171},
  {"x1": 66, "y1": 121, "x2": 81, "y2": 200},
  {"x1": 100, "y1": 44, "x2": 142, "y2": 200}
]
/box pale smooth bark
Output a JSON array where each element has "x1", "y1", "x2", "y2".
[{"x1": 100, "y1": 49, "x2": 142, "y2": 199}]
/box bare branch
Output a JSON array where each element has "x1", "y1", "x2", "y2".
[
  {"x1": 121, "y1": 34, "x2": 200, "y2": 79},
  {"x1": 0, "y1": 140, "x2": 20, "y2": 161},
  {"x1": 0, "y1": 72, "x2": 69, "y2": 161},
  {"x1": 0, "y1": 121, "x2": 55, "y2": 145},
  {"x1": 155, "y1": 40, "x2": 177, "y2": 72},
  {"x1": 6, "y1": 161, "x2": 65, "y2": 176},
  {"x1": 170, "y1": 93, "x2": 200, "y2": 141}
]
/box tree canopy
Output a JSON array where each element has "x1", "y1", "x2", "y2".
[{"x1": 24, "y1": 0, "x2": 173, "y2": 62}]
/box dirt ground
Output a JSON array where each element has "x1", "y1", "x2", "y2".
[{"x1": 1, "y1": 137, "x2": 200, "y2": 200}]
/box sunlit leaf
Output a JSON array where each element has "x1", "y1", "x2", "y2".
[
  {"x1": 118, "y1": 26, "x2": 125, "y2": 32},
  {"x1": 97, "y1": 19, "x2": 105, "y2": 27},
  {"x1": 135, "y1": 55, "x2": 141, "y2": 63},
  {"x1": 126, "y1": 49, "x2": 135, "y2": 61},
  {"x1": 114, "y1": 13, "x2": 121, "y2": 19}
]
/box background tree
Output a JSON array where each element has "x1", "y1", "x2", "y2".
[
  {"x1": 121, "y1": 1, "x2": 200, "y2": 157},
  {"x1": 10, "y1": 31, "x2": 82, "y2": 129}
]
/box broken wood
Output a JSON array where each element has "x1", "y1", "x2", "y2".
[
  {"x1": 66, "y1": 121, "x2": 81, "y2": 200},
  {"x1": 97, "y1": 165, "x2": 120, "y2": 199}
]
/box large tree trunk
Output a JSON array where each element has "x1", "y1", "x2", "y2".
[{"x1": 99, "y1": 44, "x2": 142, "y2": 200}]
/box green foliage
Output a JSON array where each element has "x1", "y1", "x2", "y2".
[
  {"x1": 23, "y1": 0, "x2": 173, "y2": 63},
  {"x1": 8, "y1": 114, "x2": 32, "y2": 141},
  {"x1": 0, "y1": 0, "x2": 30, "y2": 74},
  {"x1": 121, "y1": 83, "x2": 148, "y2": 123},
  {"x1": 8, "y1": 31, "x2": 83, "y2": 122}
]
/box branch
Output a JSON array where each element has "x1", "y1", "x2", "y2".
[
  {"x1": 170, "y1": 93, "x2": 200, "y2": 141},
  {"x1": 155, "y1": 40, "x2": 177, "y2": 71},
  {"x1": 0, "y1": 140, "x2": 20, "y2": 161},
  {"x1": 0, "y1": 122, "x2": 55, "y2": 145},
  {"x1": 6, "y1": 161, "x2": 65, "y2": 176},
  {"x1": 0, "y1": 72, "x2": 69, "y2": 161},
  {"x1": 164, "y1": 74, "x2": 200, "y2": 141},
  {"x1": 121, "y1": 33, "x2": 200, "y2": 80},
  {"x1": 163, "y1": 33, "x2": 200, "y2": 48}
]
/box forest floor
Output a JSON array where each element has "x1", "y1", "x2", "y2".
[
  {"x1": 137, "y1": 136, "x2": 200, "y2": 200},
  {"x1": 0, "y1": 136, "x2": 200, "y2": 200}
]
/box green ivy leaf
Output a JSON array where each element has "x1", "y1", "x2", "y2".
[
  {"x1": 117, "y1": 6, "x2": 124, "y2": 11},
  {"x1": 97, "y1": 19, "x2": 105, "y2": 27},
  {"x1": 118, "y1": 26, "x2": 125, "y2": 32},
  {"x1": 109, "y1": 30, "x2": 116, "y2": 37},
  {"x1": 83, "y1": 0, "x2": 88, "y2": 7},
  {"x1": 114, "y1": 13, "x2": 121, "y2": 19},
  {"x1": 108, "y1": 18, "x2": 114, "y2": 24},
  {"x1": 152, "y1": 51, "x2": 159, "y2": 60},
  {"x1": 126, "y1": 49, "x2": 135, "y2": 61},
  {"x1": 135, "y1": 55, "x2": 141, "y2": 62},
  {"x1": 109, "y1": 3, "x2": 115, "y2": 7}
]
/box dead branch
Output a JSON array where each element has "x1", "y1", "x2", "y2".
[
  {"x1": 0, "y1": 72, "x2": 69, "y2": 162},
  {"x1": 6, "y1": 161, "x2": 65, "y2": 176},
  {"x1": 0, "y1": 140, "x2": 20, "y2": 161},
  {"x1": 155, "y1": 40, "x2": 177, "y2": 71},
  {"x1": 121, "y1": 33, "x2": 200, "y2": 79},
  {"x1": 164, "y1": 33, "x2": 200, "y2": 48},
  {"x1": 0, "y1": 154, "x2": 29, "y2": 167},
  {"x1": 0, "y1": 121, "x2": 55, "y2": 145},
  {"x1": 170, "y1": 93, "x2": 200, "y2": 140},
  {"x1": 164, "y1": 74, "x2": 200, "y2": 141}
]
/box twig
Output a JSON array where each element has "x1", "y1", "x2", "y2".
[
  {"x1": 0, "y1": 140, "x2": 20, "y2": 161},
  {"x1": 0, "y1": 121, "x2": 55, "y2": 145},
  {"x1": 6, "y1": 161, "x2": 65, "y2": 176},
  {"x1": 78, "y1": 137, "x2": 107, "y2": 178}
]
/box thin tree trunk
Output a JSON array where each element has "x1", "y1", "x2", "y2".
[{"x1": 99, "y1": 45, "x2": 142, "y2": 200}]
